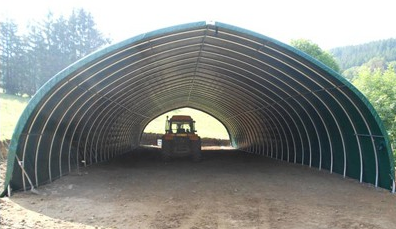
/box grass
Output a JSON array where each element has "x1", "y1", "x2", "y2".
[
  {"x1": 0, "y1": 93, "x2": 29, "y2": 140},
  {"x1": 0, "y1": 93, "x2": 229, "y2": 141}
]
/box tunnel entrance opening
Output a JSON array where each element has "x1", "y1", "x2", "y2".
[{"x1": 140, "y1": 107, "x2": 232, "y2": 149}]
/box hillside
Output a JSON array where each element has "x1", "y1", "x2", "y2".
[{"x1": 330, "y1": 38, "x2": 396, "y2": 71}]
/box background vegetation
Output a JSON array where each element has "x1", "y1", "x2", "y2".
[
  {"x1": 330, "y1": 39, "x2": 396, "y2": 73},
  {"x1": 290, "y1": 39, "x2": 341, "y2": 73},
  {"x1": 0, "y1": 9, "x2": 110, "y2": 96}
]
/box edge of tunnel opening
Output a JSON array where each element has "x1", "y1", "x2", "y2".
[{"x1": 139, "y1": 106, "x2": 233, "y2": 149}]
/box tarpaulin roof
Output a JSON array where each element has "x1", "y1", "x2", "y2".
[{"x1": 2, "y1": 21, "x2": 395, "y2": 195}]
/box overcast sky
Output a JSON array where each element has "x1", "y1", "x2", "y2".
[{"x1": 1, "y1": 0, "x2": 395, "y2": 49}]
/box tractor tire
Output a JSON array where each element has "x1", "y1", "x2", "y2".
[
  {"x1": 191, "y1": 140, "x2": 202, "y2": 162},
  {"x1": 161, "y1": 141, "x2": 171, "y2": 162}
]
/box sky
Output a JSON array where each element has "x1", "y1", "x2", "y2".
[{"x1": 1, "y1": 0, "x2": 395, "y2": 49}]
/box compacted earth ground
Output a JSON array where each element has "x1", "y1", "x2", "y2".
[{"x1": 1, "y1": 147, "x2": 396, "y2": 228}]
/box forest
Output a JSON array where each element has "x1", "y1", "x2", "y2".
[
  {"x1": 0, "y1": 9, "x2": 111, "y2": 96},
  {"x1": 330, "y1": 38, "x2": 396, "y2": 71},
  {"x1": 1, "y1": 10, "x2": 395, "y2": 160}
]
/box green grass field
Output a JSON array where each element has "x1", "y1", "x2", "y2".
[
  {"x1": 0, "y1": 93, "x2": 229, "y2": 140},
  {"x1": 0, "y1": 93, "x2": 30, "y2": 140}
]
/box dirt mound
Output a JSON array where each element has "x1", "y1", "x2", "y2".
[
  {"x1": 0, "y1": 140, "x2": 10, "y2": 161},
  {"x1": 0, "y1": 140, "x2": 10, "y2": 193}
]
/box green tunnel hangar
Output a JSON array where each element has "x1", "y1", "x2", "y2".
[{"x1": 2, "y1": 21, "x2": 395, "y2": 196}]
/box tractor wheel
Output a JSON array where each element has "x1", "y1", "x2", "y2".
[
  {"x1": 191, "y1": 140, "x2": 202, "y2": 162},
  {"x1": 161, "y1": 141, "x2": 171, "y2": 162}
]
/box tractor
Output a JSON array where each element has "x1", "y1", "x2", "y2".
[{"x1": 161, "y1": 115, "x2": 202, "y2": 162}]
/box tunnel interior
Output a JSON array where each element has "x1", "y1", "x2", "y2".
[{"x1": 2, "y1": 21, "x2": 394, "y2": 195}]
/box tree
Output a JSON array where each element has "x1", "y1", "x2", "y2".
[
  {"x1": 0, "y1": 20, "x2": 27, "y2": 95},
  {"x1": 1, "y1": 10, "x2": 111, "y2": 96},
  {"x1": 24, "y1": 9, "x2": 111, "y2": 95},
  {"x1": 352, "y1": 65, "x2": 396, "y2": 159},
  {"x1": 27, "y1": 13, "x2": 61, "y2": 88},
  {"x1": 364, "y1": 57, "x2": 387, "y2": 72},
  {"x1": 290, "y1": 39, "x2": 341, "y2": 73},
  {"x1": 68, "y1": 9, "x2": 111, "y2": 60}
]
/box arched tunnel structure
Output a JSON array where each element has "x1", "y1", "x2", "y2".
[{"x1": 2, "y1": 21, "x2": 395, "y2": 195}]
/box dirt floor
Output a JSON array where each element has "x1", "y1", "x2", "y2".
[{"x1": 1, "y1": 147, "x2": 396, "y2": 229}]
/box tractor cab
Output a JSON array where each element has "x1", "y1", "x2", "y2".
[{"x1": 166, "y1": 115, "x2": 196, "y2": 134}]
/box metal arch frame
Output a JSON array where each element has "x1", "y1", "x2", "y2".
[
  {"x1": 131, "y1": 25, "x2": 388, "y2": 186},
  {"x1": 213, "y1": 29, "x2": 352, "y2": 171},
  {"x1": 3, "y1": 21, "x2": 394, "y2": 195},
  {"x1": 201, "y1": 37, "x2": 339, "y2": 171},
  {"x1": 93, "y1": 103, "x2": 132, "y2": 162},
  {"x1": 63, "y1": 90, "x2": 111, "y2": 172},
  {"x1": 29, "y1": 27, "x2": 348, "y2": 186},
  {"x1": 36, "y1": 33, "x2": 325, "y2": 187},
  {"x1": 40, "y1": 44, "x2": 209, "y2": 179},
  {"x1": 131, "y1": 68, "x2": 268, "y2": 136},
  {"x1": 47, "y1": 31, "x2": 288, "y2": 182},
  {"x1": 268, "y1": 46, "x2": 374, "y2": 184},
  {"x1": 188, "y1": 69, "x2": 292, "y2": 159},
  {"x1": 17, "y1": 29, "x2": 189, "y2": 187},
  {"x1": 198, "y1": 58, "x2": 318, "y2": 165},
  {"x1": 70, "y1": 72, "x2": 201, "y2": 168},
  {"x1": 189, "y1": 88, "x2": 281, "y2": 155},
  {"x1": 219, "y1": 23, "x2": 391, "y2": 186},
  {"x1": 5, "y1": 22, "x2": 232, "y2": 190},
  {"x1": 265, "y1": 46, "x2": 363, "y2": 179},
  {"x1": 216, "y1": 31, "x2": 349, "y2": 175},
  {"x1": 196, "y1": 67, "x2": 306, "y2": 162},
  {"x1": 42, "y1": 30, "x2": 290, "y2": 180},
  {"x1": 21, "y1": 80, "x2": 73, "y2": 189},
  {"x1": 298, "y1": 64, "x2": 379, "y2": 185},
  {"x1": 193, "y1": 69, "x2": 301, "y2": 163},
  {"x1": 200, "y1": 57, "x2": 313, "y2": 164}
]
